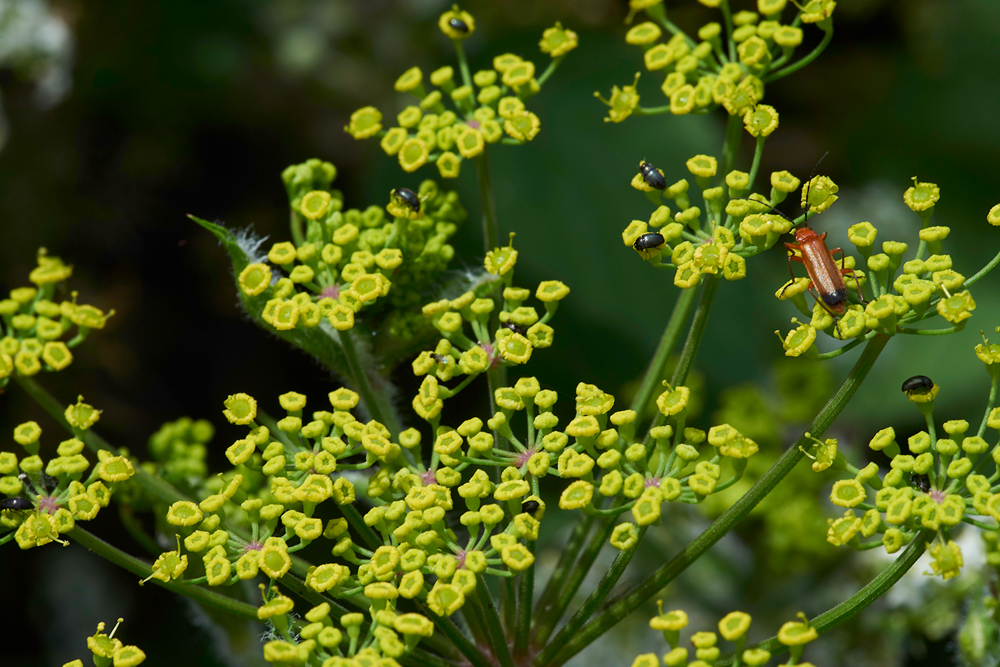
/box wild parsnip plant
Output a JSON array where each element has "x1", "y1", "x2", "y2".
[{"x1": 3, "y1": 2, "x2": 1000, "y2": 666}]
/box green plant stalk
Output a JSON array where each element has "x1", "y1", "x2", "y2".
[
  {"x1": 68, "y1": 526, "x2": 259, "y2": 621},
  {"x1": 514, "y1": 560, "x2": 534, "y2": 657},
  {"x1": 965, "y1": 246, "x2": 1000, "y2": 287},
  {"x1": 765, "y1": 27, "x2": 833, "y2": 83},
  {"x1": 719, "y1": 114, "x2": 743, "y2": 181},
  {"x1": 338, "y1": 501, "x2": 382, "y2": 551},
  {"x1": 290, "y1": 210, "x2": 306, "y2": 247},
  {"x1": 476, "y1": 151, "x2": 500, "y2": 258},
  {"x1": 533, "y1": 276, "x2": 721, "y2": 662},
  {"x1": 630, "y1": 286, "x2": 699, "y2": 414},
  {"x1": 642, "y1": 275, "x2": 721, "y2": 447},
  {"x1": 118, "y1": 505, "x2": 161, "y2": 556},
  {"x1": 531, "y1": 512, "x2": 597, "y2": 631},
  {"x1": 339, "y1": 329, "x2": 401, "y2": 437},
  {"x1": 537, "y1": 333, "x2": 891, "y2": 667},
  {"x1": 421, "y1": 605, "x2": 493, "y2": 667},
  {"x1": 747, "y1": 136, "x2": 765, "y2": 191},
  {"x1": 715, "y1": 530, "x2": 932, "y2": 666},
  {"x1": 454, "y1": 41, "x2": 474, "y2": 90},
  {"x1": 475, "y1": 577, "x2": 516, "y2": 667},
  {"x1": 530, "y1": 515, "x2": 617, "y2": 647},
  {"x1": 670, "y1": 274, "x2": 719, "y2": 387}
]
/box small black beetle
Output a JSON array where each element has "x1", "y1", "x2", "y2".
[
  {"x1": 391, "y1": 187, "x2": 421, "y2": 212},
  {"x1": 501, "y1": 321, "x2": 527, "y2": 336},
  {"x1": 633, "y1": 232, "x2": 666, "y2": 260},
  {"x1": 448, "y1": 17, "x2": 470, "y2": 33},
  {"x1": 910, "y1": 473, "x2": 930, "y2": 493},
  {"x1": 521, "y1": 500, "x2": 541, "y2": 516},
  {"x1": 0, "y1": 497, "x2": 33, "y2": 512},
  {"x1": 639, "y1": 161, "x2": 666, "y2": 191},
  {"x1": 901, "y1": 375, "x2": 934, "y2": 393}
]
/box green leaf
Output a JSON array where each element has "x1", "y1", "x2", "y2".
[{"x1": 188, "y1": 215, "x2": 402, "y2": 434}]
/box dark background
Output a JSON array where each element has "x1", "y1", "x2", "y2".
[{"x1": 1, "y1": 0, "x2": 999, "y2": 664}]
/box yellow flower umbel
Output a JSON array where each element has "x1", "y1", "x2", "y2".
[{"x1": 343, "y1": 10, "x2": 572, "y2": 178}]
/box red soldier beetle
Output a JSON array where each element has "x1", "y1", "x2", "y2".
[{"x1": 779, "y1": 178, "x2": 866, "y2": 330}]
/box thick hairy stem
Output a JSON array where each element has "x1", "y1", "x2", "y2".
[{"x1": 537, "y1": 334, "x2": 891, "y2": 667}]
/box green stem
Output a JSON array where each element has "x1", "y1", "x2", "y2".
[
  {"x1": 720, "y1": 0, "x2": 737, "y2": 61},
  {"x1": 476, "y1": 578, "x2": 516, "y2": 667},
  {"x1": 630, "y1": 287, "x2": 699, "y2": 415},
  {"x1": 476, "y1": 151, "x2": 500, "y2": 256},
  {"x1": 338, "y1": 501, "x2": 381, "y2": 551},
  {"x1": 716, "y1": 530, "x2": 932, "y2": 666},
  {"x1": 642, "y1": 275, "x2": 720, "y2": 447},
  {"x1": 672, "y1": 275, "x2": 720, "y2": 388},
  {"x1": 538, "y1": 334, "x2": 891, "y2": 667},
  {"x1": 118, "y1": 505, "x2": 161, "y2": 556},
  {"x1": 536, "y1": 56, "x2": 564, "y2": 87},
  {"x1": 979, "y1": 376, "x2": 999, "y2": 438},
  {"x1": 966, "y1": 246, "x2": 1000, "y2": 287},
  {"x1": 531, "y1": 513, "x2": 597, "y2": 636},
  {"x1": 531, "y1": 515, "x2": 616, "y2": 646},
  {"x1": 719, "y1": 114, "x2": 743, "y2": 182},
  {"x1": 68, "y1": 527, "x2": 259, "y2": 621},
  {"x1": 290, "y1": 211, "x2": 306, "y2": 247},
  {"x1": 339, "y1": 329, "x2": 400, "y2": 437},
  {"x1": 421, "y1": 605, "x2": 493, "y2": 667},
  {"x1": 514, "y1": 560, "x2": 534, "y2": 657},
  {"x1": 747, "y1": 136, "x2": 765, "y2": 192},
  {"x1": 896, "y1": 326, "x2": 962, "y2": 335},
  {"x1": 454, "y1": 41, "x2": 474, "y2": 90},
  {"x1": 764, "y1": 28, "x2": 833, "y2": 83}
]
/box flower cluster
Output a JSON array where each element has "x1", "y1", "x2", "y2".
[
  {"x1": 236, "y1": 159, "x2": 466, "y2": 341},
  {"x1": 623, "y1": 153, "x2": 798, "y2": 288},
  {"x1": 816, "y1": 334, "x2": 1000, "y2": 580},
  {"x1": 776, "y1": 180, "x2": 995, "y2": 356},
  {"x1": 1, "y1": 398, "x2": 134, "y2": 549},
  {"x1": 62, "y1": 618, "x2": 146, "y2": 667},
  {"x1": 256, "y1": 591, "x2": 435, "y2": 666},
  {"x1": 0, "y1": 249, "x2": 113, "y2": 387},
  {"x1": 150, "y1": 386, "x2": 548, "y2": 622},
  {"x1": 412, "y1": 235, "x2": 569, "y2": 401},
  {"x1": 601, "y1": 0, "x2": 833, "y2": 123},
  {"x1": 633, "y1": 603, "x2": 819, "y2": 667},
  {"x1": 345, "y1": 7, "x2": 577, "y2": 178}
]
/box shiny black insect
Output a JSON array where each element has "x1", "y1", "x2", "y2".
[
  {"x1": 430, "y1": 353, "x2": 449, "y2": 364},
  {"x1": 901, "y1": 375, "x2": 934, "y2": 393},
  {"x1": 448, "y1": 17, "x2": 470, "y2": 33},
  {"x1": 0, "y1": 497, "x2": 33, "y2": 512},
  {"x1": 910, "y1": 473, "x2": 930, "y2": 494},
  {"x1": 521, "y1": 500, "x2": 540, "y2": 516},
  {"x1": 501, "y1": 321, "x2": 527, "y2": 336},
  {"x1": 392, "y1": 187, "x2": 421, "y2": 212},
  {"x1": 632, "y1": 232, "x2": 666, "y2": 260},
  {"x1": 639, "y1": 161, "x2": 666, "y2": 190}
]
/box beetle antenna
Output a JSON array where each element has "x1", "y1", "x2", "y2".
[{"x1": 800, "y1": 151, "x2": 829, "y2": 228}]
